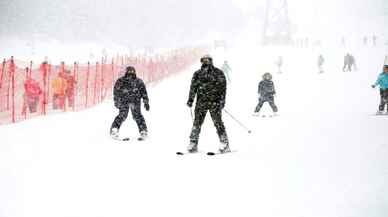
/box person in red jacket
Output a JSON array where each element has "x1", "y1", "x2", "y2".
[
  {"x1": 24, "y1": 77, "x2": 42, "y2": 113},
  {"x1": 64, "y1": 70, "x2": 77, "y2": 108}
]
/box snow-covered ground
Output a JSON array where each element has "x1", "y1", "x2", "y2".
[{"x1": 1, "y1": 44, "x2": 388, "y2": 217}]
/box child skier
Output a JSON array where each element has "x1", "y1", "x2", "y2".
[
  {"x1": 372, "y1": 65, "x2": 388, "y2": 115},
  {"x1": 254, "y1": 72, "x2": 278, "y2": 116}
]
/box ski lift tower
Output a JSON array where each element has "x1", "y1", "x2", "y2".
[{"x1": 262, "y1": 0, "x2": 292, "y2": 45}]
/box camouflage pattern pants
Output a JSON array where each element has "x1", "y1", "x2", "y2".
[
  {"x1": 111, "y1": 103, "x2": 147, "y2": 133},
  {"x1": 190, "y1": 102, "x2": 228, "y2": 146}
]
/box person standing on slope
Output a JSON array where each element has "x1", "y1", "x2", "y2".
[
  {"x1": 275, "y1": 56, "x2": 283, "y2": 74},
  {"x1": 318, "y1": 54, "x2": 325, "y2": 73},
  {"x1": 372, "y1": 65, "x2": 388, "y2": 115},
  {"x1": 186, "y1": 55, "x2": 230, "y2": 153},
  {"x1": 110, "y1": 66, "x2": 150, "y2": 140},
  {"x1": 254, "y1": 72, "x2": 278, "y2": 116},
  {"x1": 343, "y1": 53, "x2": 357, "y2": 72},
  {"x1": 221, "y1": 60, "x2": 232, "y2": 83}
]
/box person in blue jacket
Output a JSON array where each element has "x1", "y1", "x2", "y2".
[{"x1": 372, "y1": 65, "x2": 388, "y2": 114}]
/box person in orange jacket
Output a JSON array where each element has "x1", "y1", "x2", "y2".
[
  {"x1": 64, "y1": 70, "x2": 77, "y2": 108},
  {"x1": 52, "y1": 71, "x2": 67, "y2": 109},
  {"x1": 23, "y1": 77, "x2": 42, "y2": 113}
]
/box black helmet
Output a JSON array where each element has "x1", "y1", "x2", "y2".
[
  {"x1": 200, "y1": 55, "x2": 213, "y2": 64},
  {"x1": 126, "y1": 66, "x2": 136, "y2": 73}
]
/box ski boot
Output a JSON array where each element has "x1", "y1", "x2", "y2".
[
  {"x1": 138, "y1": 131, "x2": 148, "y2": 141},
  {"x1": 187, "y1": 142, "x2": 198, "y2": 153},
  {"x1": 219, "y1": 142, "x2": 231, "y2": 154},
  {"x1": 376, "y1": 110, "x2": 384, "y2": 115},
  {"x1": 110, "y1": 128, "x2": 119, "y2": 139}
]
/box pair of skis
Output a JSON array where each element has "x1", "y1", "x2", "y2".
[
  {"x1": 252, "y1": 113, "x2": 278, "y2": 118},
  {"x1": 176, "y1": 150, "x2": 235, "y2": 156},
  {"x1": 112, "y1": 136, "x2": 146, "y2": 141}
]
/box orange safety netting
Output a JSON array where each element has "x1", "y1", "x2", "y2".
[{"x1": 0, "y1": 46, "x2": 209, "y2": 125}]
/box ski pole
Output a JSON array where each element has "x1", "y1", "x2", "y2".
[
  {"x1": 190, "y1": 107, "x2": 194, "y2": 122},
  {"x1": 223, "y1": 109, "x2": 252, "y2": 134}
]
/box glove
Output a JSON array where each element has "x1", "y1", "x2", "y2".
[
  {"x1": 187, "y1": 99, "x2": 193, "y2": 108},
  {"x1": 372, "y1": 84, "x2": 376, "y2": 88},
  {"x1": 144, "y1": 102, "x2": 150, "y2": 111},
  {"x1": 220, "y1": 100, "x2": 225, "y2": 109}
]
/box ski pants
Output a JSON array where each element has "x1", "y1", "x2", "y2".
[
  {"x1": 255, "y1": 95, "x2": 278, "y2": 113},
  {"x1": 66, "y1": 90, "x2": 75, "y2": 108},
  {"x1": 343, "y1": 63, "x2": 353, "y2": 72},
  {"x1": 27, "y1": 96, "x2": 39, "y2": 113},
  {"x1": 379, "y1": 89, "x2": 388, "y2": 111},
  {"x1": 53, "y1": 94, "x2": 66, "y2": 110},
  {"x1": 190, "y1": 102, "x2": 228, "y2": 146},
  {"x1": 111, "y1": 102, "x2": 147, "y2": 133}
]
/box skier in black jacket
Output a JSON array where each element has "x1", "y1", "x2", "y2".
[
  {"x1": 254, "y1": 72, "x2": 278, "y2": 115},
  {"x1": 186, "y1": 55, "x2": 229, "y2": 153},
  {"x1": 110, "y1": 66, "x2": 150, "y2": 140}
]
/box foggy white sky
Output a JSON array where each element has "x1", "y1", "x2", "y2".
[{"x1": 0, "y1": 0, "x2": 386, "y2": 49}]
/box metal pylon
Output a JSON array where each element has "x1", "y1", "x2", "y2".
[{"x1": 262, "y1": 0, "x2": 292, "y2": 45}]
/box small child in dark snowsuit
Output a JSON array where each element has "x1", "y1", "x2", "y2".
[{"x1": 254, "y1": 72, "x2": 278, "y2": 114}]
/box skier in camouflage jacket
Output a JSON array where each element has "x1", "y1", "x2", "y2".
[{"x1": 186, "y1": 55, "x2": 229, "y2": 153}]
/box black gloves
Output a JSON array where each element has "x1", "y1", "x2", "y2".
[
  {"x1": 220, "y1": 100, "x2": 225, "y2": 109},
  {"x1": 187, "y1": 99, "x2": 193, "y2": 108},
  {"x1": 144, "y1": 103, "x2": 150, "y2": 111}
]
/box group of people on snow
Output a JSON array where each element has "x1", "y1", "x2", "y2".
[
  {"x1": 23, "y1": 66, "x2": 77, "y2": 114},
  {"x1": 110, "y1": 55, "x2": 280, "y2": 154},
  {"x1": 110, "y1": 53, "x2": 388, "y2": 153}
]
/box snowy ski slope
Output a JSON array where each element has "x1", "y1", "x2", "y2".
[{"x1": 1, "y1": 44, "x2": 388, "y2": 217}]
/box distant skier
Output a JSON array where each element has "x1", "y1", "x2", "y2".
[
  {"x1": 343, "y1": 53, "x2": 356, "y2": 72},
  {"x1": 110, "y1": 66, "x2": 150, "y2": 140},
  {"x1": 221, "y1": 60, "x2": 232, "y2": 82},
  {"x1": 372, "y1": 65, "x2": 388, "y2": 115},
  {"x1": 318, "y1": 54, "x2": 324, "y2": 73},
  {"x1": 275, "y1": 56, "x2": 283, "y2": 73},
  {"x1": 363, "y1": 36, "x2": 368, "y2": 46},
  {"x1": 186, "y1": 55, "x2": 229, "y2": 153},
  {"x1": 372, "y1": 35, "x2": 377, "y2": 46},
  {"x1": 254, "y1": 72, "x2": 278, "y2": 116}
]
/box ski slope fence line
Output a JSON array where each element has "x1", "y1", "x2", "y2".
[{"x1": 0, "y1": 46, "x2": 209, "y2": 125}]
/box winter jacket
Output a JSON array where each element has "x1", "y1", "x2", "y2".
[
  {"x1": 24, "y1": 78, "x2": 42, "y2": 98},
  {"x1": 52, "y1": 76, "x2": 67, "y2": 96},
  {"x1": 374, "y1": 72, "x2": 388, "y2": 89},
  {"x1": 258, "y1": 80, "x2": 276, "y2": 97},
  {"x1": 113, "y1": 73, "x2": 148, "y2": 107},
  {"x1": 187, "y1": 65, "x2": 226, "y2": 105}
]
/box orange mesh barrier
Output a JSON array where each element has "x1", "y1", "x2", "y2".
[{"x1": 0, "y1": 46, "x2": 209, "y2": 125}]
